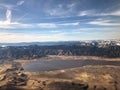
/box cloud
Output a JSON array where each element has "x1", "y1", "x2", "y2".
[
  {"x1": 78, "y1": 11, "x2": 91, "y2": 16},
  {"x1": 0, "y1": 0, "x2": 25, "y2": 24},
  {"x1": 46, "y1": 9, "x2": 63, "y2": 16},
  {"x1": 0, "y1": 7, "x2": 30, "y2": 29},
  {"x1": 0, "y1": 32, "x2": 51, "y2": 42},
  {"x1": 103, "y1": 10, "x2": 120, "y2": 16},
  {"x1": 0, "y1": 26, "x2": 120, "y2": 42},
  {"x1": 50, "y1": 30, "x2": 62, "y2": 33},
  {"x1": 0, "y1": 21, "x2": 80, "y2": 29},
  {"x1": 59, "y1": 22, "x2": 79, "y2": 26},
  {"x1": 78, "y1": 10, "x2": 107, "y2": 16},
  {"x1": 6, "y1": 8, "x2": 12, "y2": 23},
  {"x1": 0, "y1": 4, "x2": 57, "y2": 29},
  {"x1": 36, "y1": 22, "x2": 79, "y2": 28},
  {"x1": 111, "y1": 10, "x2": 120, "y2": 16},
  {"x1": 74, "y1": 27, "x2": 120, "y2": 32},
  {"x1": 0, "y1": 21, "x2": 12, "y2": 28},
  {"x1": 0, "y1": 1, "x2": 30, "y2": 29},
  {"x1": 88, "y1": 20, "x2": 120, "y2": 26},
  {"x1": 67, "y1": 3, "x2": 76, "y2": 8},
  {"x1": 45, "y1": 3, "x2": 75, "y2": 17},
  {"x1": 0, "y1": 21, "x2": 33, "y2": 29},
  {"x1": 0, "y1": 3, "x2": 14, "y2": 9},
  {"x1": 78, "y1": 10, "x2": 120, "y2": 17},
  {"x1": 0, "y1": 0, "x2": 25, "y2": 8},
  {"x1": 1, "y1": 3, "x2": 118, "y2": 29},
  {"x1": 37, "y1": 23, "x2": 57, "y2": 28},
  {"x1": 0, "y1": 22, "x2": 56, "y2": 29},
  {"x1": 17, "y1": 1, "x2": 25, "y2": 6},
  {"x1": 0, "y1": 31, "x2": 71, "y2": 43}
]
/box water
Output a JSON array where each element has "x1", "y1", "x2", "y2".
[{"x1": 24, "y1": 60, "x2": 120, "y2": 72}]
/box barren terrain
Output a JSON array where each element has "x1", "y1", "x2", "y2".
[{"x1": 0, "y1": 55, "x2": 120, "y2": 90}]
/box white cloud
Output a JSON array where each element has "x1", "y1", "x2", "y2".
[
  {"x1": 6, "y1": 8, "x2": 12, "y2": 23},
  {"x1": 0, "y1": 21, "x2": 33, "y2": 28},
  {"x1": 78, "y1": 10, "x2": 97, "y2": 16},
  {"x1": 0, "y1": 21, "x2": 12, "y2": 28},
  {"x1": 17, "y1": 1, "x2": 25, "y2": 6},
  {"x1": 0, "y1": 5, "x2": 34, "y2": 28},
  {"x1": 106, "y1": 10, "x2": 120, "y2": 16},
  {"x1": 74, "y1": 27, "x2": 120, "y2": 32},
  {"x1": 0, "y1": 27, "x2": 120, "y2": 42},
  {"x1": 88, "y1": 20, "x2": 120, "y2": 26},
  {"x1": 37, "y1": 23, "x2": 57, "y2": 28},
  {"x1": 0, "y1": 31, "x2": 72, "y2": 43},
  {"x1": 59, "y1": 22, "x2": 79, "y2": 26},
  {"x1": 78, "y1": 10, "x2": 120, "y2": 17},
  {"x1": 112, "y1": 10, "x2": 120, "y2": 16},
  {"x1": 0, "y1": 7, "x2": 53, "y2": 29},
  {"x1": 0, "y1": 3, "x2": 14, "y2": 9},
  {"x1": 78, "y1": 11, "x2": 89, "y2": 16},
  {"x1": 0, "y1": 21, "x2": 80, "y2": 29},
  {"x1": 36, "y1": 22, "x2": 79, "y2": 28},
  {"x1": 46, "y1": 9, "x2": 64, "y2": 16},
  {"x1": 0, "y1": 32, "x2": 50, "y2": 42},
  {"x1": 50, "y1": 30, "x2": 62, "y2": 33},
  {"x1": 45, "y1": 3, "x2": 75, "y2": 17}
]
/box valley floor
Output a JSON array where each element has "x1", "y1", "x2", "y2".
[{"x1": 0, "y1": 55, "x2": 120, "y2": 90}]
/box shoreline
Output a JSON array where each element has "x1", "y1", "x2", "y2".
[{"x1": 14, "y1": 55, "x2": 120, "y2": 67}]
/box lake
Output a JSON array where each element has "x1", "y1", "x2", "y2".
[{"x1": 24, "y1": 60, "x2": 120, "y2": 72}]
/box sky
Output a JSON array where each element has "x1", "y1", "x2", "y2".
[{"x1": 0, "y1": 0, "x2": 120, "y2": 42}]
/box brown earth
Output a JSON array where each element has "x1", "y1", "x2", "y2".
[{"x1": 0, "y1": 56, "x2": 120, "y2": 90}]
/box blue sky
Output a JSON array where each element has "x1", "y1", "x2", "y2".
[{"x1": 0, "y1": 0, "x2": 120, "y2": 42}]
